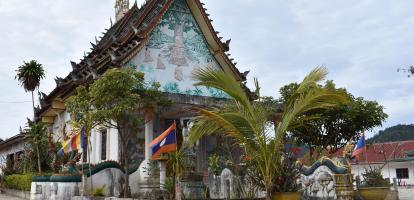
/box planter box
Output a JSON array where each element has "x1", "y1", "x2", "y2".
[
  {"x1": 273, "y1": 192, "x2": 301, "y2": 200},
  {"x1": 358, "y1": 187, "x2": 390, "y2": 200}
]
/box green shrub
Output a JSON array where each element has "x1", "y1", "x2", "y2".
[
  {"x1": 90, "y1": 184, "x2": 106, "y2": 197},
  {"x1": 3, "y1": 174, "x2": 33, "y2": 191}
]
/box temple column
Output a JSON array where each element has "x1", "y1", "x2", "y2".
[
  {"x1": 135, "y1": 107, "x2": 157, "y2": 195},
  {"x1": 145, "y1": 107, "x2": 154, "y2": 160},
  {"x1": 159, "y1": 161, "x2": 167, "y2": 190}
]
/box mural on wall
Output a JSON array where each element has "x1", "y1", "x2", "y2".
[{"x1": 127, "y1": 0, "x2": 227, "y2": 98}]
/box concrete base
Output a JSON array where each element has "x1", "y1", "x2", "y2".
[
  {"x1": 128, "y1": 168, "x2": 141, "y2": 196},
  {"x1": 72, "y1": 197, "x2": 137, "y2": 200},
  {"x1": 3, "y1": 188, "x2": 30, "y2": 199},
  {"x1": 85, "y1": 168, "x2": 124, "y2": 197},
  {"x1": 30, "y1": 182, "x2": 80, "y2": 200},
  {"x1": 181, "y1": 181, "x2": 205, "y2": 199}
]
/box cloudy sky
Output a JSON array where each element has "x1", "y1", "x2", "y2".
[{"x1": 0, "y1": 0, "x2": 413, "y2": 139}]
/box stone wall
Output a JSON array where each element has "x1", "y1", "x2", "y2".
[{"x1": 31, "y1": 181, "x2": 80, "y2": 200}]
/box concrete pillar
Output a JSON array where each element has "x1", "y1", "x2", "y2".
[
  {"x1": 145, "y1": 108, "x2": 154, "y2": 160},
  {"x1": 136, "y1": 108, "x2": 157, "y2": 196},
  {"x1": 96, "y1": 130, "x2": 102, "y2": 163},
  {"x1": 160, "y1": 161, "x2": 167, "y2": 190}
]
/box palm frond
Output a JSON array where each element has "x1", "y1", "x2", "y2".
[
  {"x1": 296, "y1": 67, "x2": 327, "y2": 94},
  {"x1": 192, "y1": 67, "x2": 253, "y2": 115},
  {"x1": 15, "y1": 60, "x2": 45, "y2": 92},
  {"x1": 188, "y1": 116, "x2": 222, "y2": 145},
  {"x1": 189, "y1": 108, "x2": 254, "y2": 147},
  {"x1": 276, "y1": 79, "x2": 350, "y2": 143}
]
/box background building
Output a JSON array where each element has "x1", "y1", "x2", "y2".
[
  {"x1": 340, "y1": 141, "x2": 414, "y2": 186},
  {"x1": 0, "y1": 134, "x2": 26, "y2": 174}
]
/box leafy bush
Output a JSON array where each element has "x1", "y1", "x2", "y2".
[
  {"x1": 208, "y1": 154, "x2": 221, "y2": 176},
  {"x1": 3, "y1": 174, "x2": 33, "y2": 191}
]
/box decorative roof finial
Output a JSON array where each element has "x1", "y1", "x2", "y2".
[{"x1": 115, "y1": 0, "x2": 130, "y2": 22}]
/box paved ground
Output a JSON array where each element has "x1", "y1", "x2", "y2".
[
  {"x1": 0, "y1": 193, "x2": 25, "y2": 200},
  {"x1": 399, "y1": 187, "x2": 414, "y2": 200}
]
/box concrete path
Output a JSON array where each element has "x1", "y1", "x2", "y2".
[
  {"x1": 399, "y1": 187, "x2": 414, "y2": 200},
  {"x1": 0, "y1": 193, "x2": 25, "y2": 200}
]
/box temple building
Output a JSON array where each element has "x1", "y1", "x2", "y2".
[{"x1": 35, "y1": 0, "x2": 250, "y2": 197}]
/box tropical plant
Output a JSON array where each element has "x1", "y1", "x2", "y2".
[
  {"x1": 24, "y1": 119, "x2": 48, "y2": 174},
  {"x1": 15, "y1": 60, "x2": 45, "y2": 117},
  {"x1": 188, "y1": 67, "x2": 349, "y2": 199}
]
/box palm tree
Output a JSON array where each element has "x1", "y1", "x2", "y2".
[
  {"x1": 187, "y1": 67, "x2": 350, "y2": 199},
  {"x1": 15, "y1": 60, "x2": 45, "y2": 117},
  {"x1": 24, "y1": 119, "x2": 48, "y2": 174}
]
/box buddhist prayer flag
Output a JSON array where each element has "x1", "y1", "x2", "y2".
[
  {"x1": 57, "y1": 128, "x2": 85, "y2": 157},
  {"x1": 149, "y1": 122, "x2": 177, "y2": 160},
  {"x1": 351, "y1": 133, "x2": 366, "y2": 158}
]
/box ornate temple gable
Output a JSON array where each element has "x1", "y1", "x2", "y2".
[
  {"x1": 37, "y1": 0, "x2": 247, "y2": 120},
  {"x1": 127, "y1": 0, "x2": 228, "y2": 97}
]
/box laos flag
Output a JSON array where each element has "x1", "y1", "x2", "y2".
[
  {"x1": 149, "y1": 122, "x2": 177, "y2": 160},
  {"x1": 351, "y1": 133, "x2": 366, "y2": 158}
]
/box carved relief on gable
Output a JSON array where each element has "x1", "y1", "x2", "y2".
[{"x1": 127, "y1": 0, "x2": 227, "y2": 98}]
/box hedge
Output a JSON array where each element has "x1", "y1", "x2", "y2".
[{"x1": 4, "y1": 174, "x2": 33, "y2": 191}]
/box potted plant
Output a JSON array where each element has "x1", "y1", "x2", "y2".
[
  {"x1": 272, "y1": 151, "x2": 301, "y2": 200},
  {"x1": 246, "y1": 150, "x2": 301, "y2": 200},
  {"x1": 358, "y1": 166, "x2": 390, "y2": 200}
]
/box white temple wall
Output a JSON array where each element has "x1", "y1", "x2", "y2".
[{"x1": 88, "y1": 126, "x2": 119, "y2": 164}]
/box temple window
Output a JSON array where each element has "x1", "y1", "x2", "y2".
[{"x1": 101, "y1": 129, "x2": 107, "y2": 161}]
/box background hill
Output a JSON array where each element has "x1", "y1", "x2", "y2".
[{"x1": 368, "y1": 124, "x2": 414, "y2": 143}]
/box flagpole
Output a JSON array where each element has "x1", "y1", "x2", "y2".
[
  {"x1": 81, "y1": 127, "x2": 85, "y2": 197},
  {"x1": 364, "y1": 133, "x2": 368, "y2": 166},
  {"x1": 175, "y1": 120, "x2": 180, "y2": 200}
]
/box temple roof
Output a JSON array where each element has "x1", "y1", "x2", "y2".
[
  {"x1": 36, "y1": 0, "x2": 249, "y2": 121},
  {"x1": 0, "y1": 134, "x2": 25, "y2": 151}
]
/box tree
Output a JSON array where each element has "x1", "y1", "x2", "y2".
[
  {"x1": 66, "y1": 68, "x2": 170, "y2": 197},
  {"x1": 367, "y1": 124, "x2": 414, "y2": 143},
  {"x1": 15, "y1": 60, "x2": 45, "y2": 117},
  {"x1": 279, "y1": 81, "x2": 387, "y2": 154},
  {"x1": 24, "y1": 119, "x2": 48, "y2": 174},
  {"x1": 187, "y1": 67, "x2": 349, "y2": 199}
]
